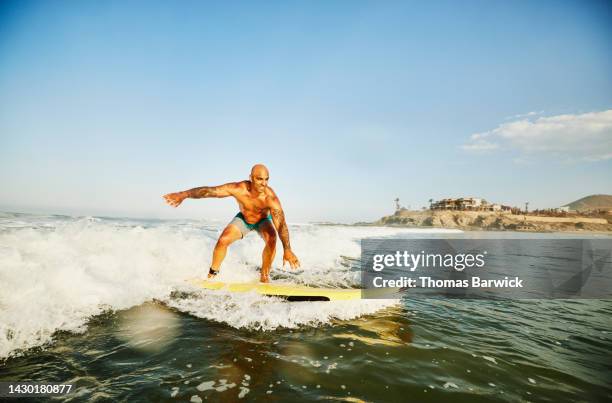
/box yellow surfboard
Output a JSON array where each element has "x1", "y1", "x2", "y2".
[{"x1": 189, "y1": 279, "x2": 362, "y2": 301}]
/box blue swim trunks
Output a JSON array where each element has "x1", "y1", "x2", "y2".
[{"x1": 229, "y1": 212, "x2": 272, "y2": 238}]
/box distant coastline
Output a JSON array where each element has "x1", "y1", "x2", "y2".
[
  {"x1": 355, "y1": 194, "x2": 612, "y2": 233},
  {"x1": 364, "y1": 209, "x2": 612, "y2": 233}
]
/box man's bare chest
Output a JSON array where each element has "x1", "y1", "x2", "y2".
[{"x1": 235, "y1": 194, "x2": 270, "y2": 213}]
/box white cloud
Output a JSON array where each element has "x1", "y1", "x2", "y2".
[
  {"x1": 462, "y1": 109, "x2": 612, "y2": 161},
  {"x1": 461, "y1": 139, "x2": 499, "y2": 152},
  {"x1": 504, "y1": 110, "x2": 544, "y2": 120}
]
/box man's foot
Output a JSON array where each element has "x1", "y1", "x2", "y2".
[
  {"x1": 260, "y1": 267, "x2": 271, "y2": 283},
  {"x1": 208, "y1": 267, "x2": 219, "y2": 279}
]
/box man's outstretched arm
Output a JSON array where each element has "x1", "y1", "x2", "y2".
[
  {"x1": 269, "y1": 197, "x2": 300, "y2": 269},
  {"x1": 163, "y1": 182, "x2": 239, "y2": 207}
]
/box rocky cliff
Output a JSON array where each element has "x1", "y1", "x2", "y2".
[{"x1": 376, "y1": 210, "x2": 612, "y2": 232}]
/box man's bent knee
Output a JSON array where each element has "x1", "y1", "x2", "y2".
[
  {"x1": 216, "y1": 235, "x2": 235, "y2": 248},
  {"x1": 216, "y1": 225, "x2": 243, "y2": 247},
  {"x1": 263, "y1": 233, "x2": 277, "y2": 248},
  {"x1": 216, "y1": 237, "x2": 231, "y2": 248}
]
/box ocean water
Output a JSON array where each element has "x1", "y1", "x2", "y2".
[{"x1": 0, "y1": 212, "x2": 611, "y2": 402}]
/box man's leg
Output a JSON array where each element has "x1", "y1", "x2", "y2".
[
  {"x1": 209, "y1": 224, "x2": 243, "y2": 278},
  {"x1": 257, "y1": 220, "x2": 277, "y2": 283}
]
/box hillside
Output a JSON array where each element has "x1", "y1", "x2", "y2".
[
  {"x1": 374, "y1": 209, "x2": 612, "y2": 232},
  {"x1": 564, "y1": 194, "x2": 612, "y2": 211}
]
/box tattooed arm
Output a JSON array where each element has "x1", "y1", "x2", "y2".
[
  {"x1": 163, "y1": 182, "x2": 240, "y2": 207},
  {"x1": 269, "y1": 196, "x2": 300, "y2": 269}
]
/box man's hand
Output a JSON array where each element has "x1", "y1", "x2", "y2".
[
  {"x1": 283, "y1": 249, "x2": 300, "y2": 270},
  {"x1": 163, "y1": 192, "x2": 185, "y2": 208}
]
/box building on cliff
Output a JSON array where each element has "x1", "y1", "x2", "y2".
[{"x1": 431, "y1": 197, "x2": 504, "y2": 211}]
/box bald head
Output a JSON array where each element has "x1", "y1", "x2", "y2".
[
  {"x1": 250, "y1": 164, "x2": 269, "y2": 177},
  {"x1": 249, "y1": 164, "x2": 270, "y2": 193}
]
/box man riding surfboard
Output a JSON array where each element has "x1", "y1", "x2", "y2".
[{"x1": 163, "y1": 164, "x2": 300, "y2": 283}]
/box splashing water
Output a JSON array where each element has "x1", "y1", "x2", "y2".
[{"x1": 0, "y1": 212, "x2": 457, "y2": 359}]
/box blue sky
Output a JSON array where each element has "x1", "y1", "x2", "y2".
[{"x1": 1, "y1": 0, "x2": 611, "y2": 222}]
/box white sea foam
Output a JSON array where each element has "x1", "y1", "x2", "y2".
[{"x1": 0, "y1": 214, "x2": 459, "y2": 359}]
